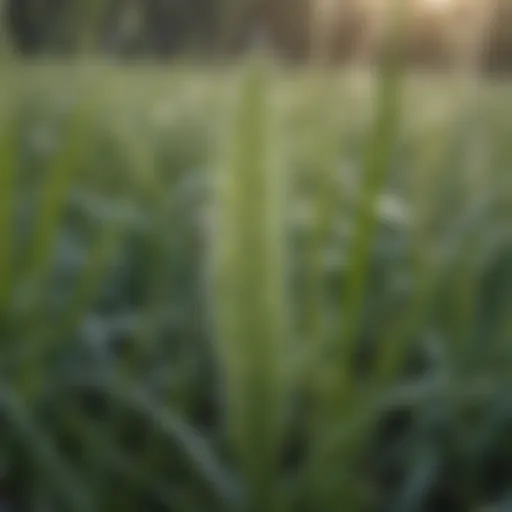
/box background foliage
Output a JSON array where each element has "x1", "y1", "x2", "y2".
[{"x1": 4, "y1": 0, "x2": 512, "y2": 70}]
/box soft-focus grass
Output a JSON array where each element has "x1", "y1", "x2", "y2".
[{"x1": 0, "y1": 60, "x2": 511, "y2": 512}]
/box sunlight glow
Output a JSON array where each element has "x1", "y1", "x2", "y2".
[{"x1": 422, "y1": 0, "x2": 454, "y2": 10}]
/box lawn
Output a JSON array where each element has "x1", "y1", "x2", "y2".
[{"x1": 0, "y1": 61, "x2": 511, "y2": 511}]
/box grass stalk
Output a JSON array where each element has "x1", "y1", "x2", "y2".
[{"x1": 213, "y1": 56, "x2": 288, "y2": 511}]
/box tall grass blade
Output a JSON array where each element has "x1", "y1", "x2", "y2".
[
  {"x1": 302, "y1": 73, "x2": 341, "y2": 368},
  {"x1": 213, "y1": 56, "x2": 288, "y2": 511},
  {"x1": 0, "y1": 101, "x2": 18, "y2": 312},
  {"x1": 26, "y1": 96, "x2": 93, "y2": 304},
  {"x1": 373, "y1": 108, "x2": 456, "y2": 383},
  {"x1": 17, "y1": 95, "x2": 95, "y2": 398},
  {"x1": 336, "y1": 13, "x2": 404, "y2": 391},
  {"x1": 306, "y1": 4, "x2": 407, "y2": 508}
]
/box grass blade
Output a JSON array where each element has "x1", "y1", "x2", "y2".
[
  {"x1": 0, "y1": 100, "x2": 18, "y2": 312},
  {"x1": 213, "y1": 56, "x2": 288, "y2": 511},
  {"x1": 25, "y1": 95, "x2": 93, "y2": 306}
]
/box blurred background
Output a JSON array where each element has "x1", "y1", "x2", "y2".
[
  {"x1": 0, "y1": 1, "x2": 511, "y2": 511},
  {"x1": 2, "y1": 0, "x2": 512, "y2": 70}
]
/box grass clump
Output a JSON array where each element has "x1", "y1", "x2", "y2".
[{"x1": 0, "y1": 58, "x2": 510, "y2": 511}]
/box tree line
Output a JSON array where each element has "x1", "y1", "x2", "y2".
[{"x1": 4, "y1": 0, "x2": 512, "y2": 71}]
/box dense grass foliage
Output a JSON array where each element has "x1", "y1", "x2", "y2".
[{"x1": 0, "y1": 62, "x2": 511, "y2": 511}]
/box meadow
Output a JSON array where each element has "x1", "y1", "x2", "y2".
[{"x1": 0, "y1": 60, "x2": 511, "y2": 511}]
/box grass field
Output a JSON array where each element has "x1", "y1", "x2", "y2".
[{"x1": 0, "y1": 61, "x2": 511, "y2": 511}]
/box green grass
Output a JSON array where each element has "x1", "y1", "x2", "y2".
[{"x1": 0, "y1": 61, "x2": 511, "y2": 511}]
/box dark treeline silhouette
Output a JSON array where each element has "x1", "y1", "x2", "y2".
[
  {"x1": 6, "y1": 0, "x2": 219, "y2": 55},
  {"x1": 4, "y1": 0, "x2": 512, "y2": 71}
]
